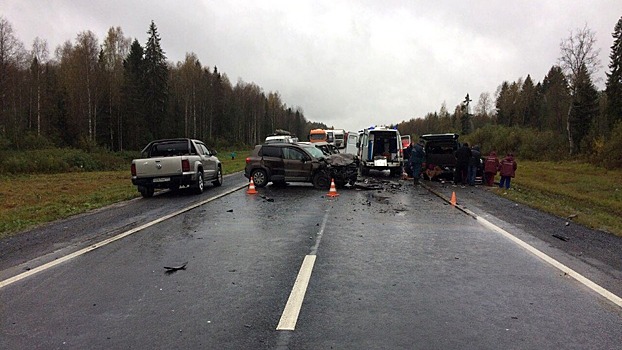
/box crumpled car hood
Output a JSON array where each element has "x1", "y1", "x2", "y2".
[{"x1": 325, "y1": 153, "x2": 358, "y2": 166}]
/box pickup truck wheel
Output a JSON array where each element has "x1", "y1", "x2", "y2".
[
  {"x1": 251, "y1": 169, "x2": 268, "y2": 188},
  {"x1": 212, "y1": 167, "x2": 223, "y2": 187},
  {"x1": 139, "y1": 186, "x2": 154, "y2": 198},
  {"x1": 312, "y1": 172, "x2": 330, "y2": 190},
  {"x1": 194, "y1": 171, "x2": 204, "y2": 194}
]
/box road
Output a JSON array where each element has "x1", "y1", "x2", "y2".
[{"x1": 1, "y1": 173, "x2": 621, "y2": 349}]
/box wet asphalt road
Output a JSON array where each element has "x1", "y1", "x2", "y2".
[{"x1": 1, "y1": 173, "x2": 621, "y2": 349}]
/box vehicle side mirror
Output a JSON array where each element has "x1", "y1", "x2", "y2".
[{"x1": 212, "y1": 150, "x2": 218, "y2": 156}]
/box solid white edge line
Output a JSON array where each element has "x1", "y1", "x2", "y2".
[
  {"x1": 277, "y1": 255, "x2": 317, "y2": 331},
  {"x1": 0, "y1": 184, "x2": 247, "y2": 290},
  {"x1": 477, "y1": 216, "x2": 622, "y2": 308}
]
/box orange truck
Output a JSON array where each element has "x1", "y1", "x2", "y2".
[{"x1": 308, "y1": 129, "x2": 328, "y2": 143}]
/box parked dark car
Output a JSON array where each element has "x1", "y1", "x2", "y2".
[{"x1": 244, "y1": 143, "x2": 358, "y2": 189}]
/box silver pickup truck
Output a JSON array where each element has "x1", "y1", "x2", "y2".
[{"x1": 131, "y1": 138, "x2": 223, "y2": 198}]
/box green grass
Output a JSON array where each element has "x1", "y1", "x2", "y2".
[
  {"x1": 492, "y1": 161, "x2": 622, "y2": 236},
  {"x1": 0, "y1": 149, "x2": 251, "y2": 239}
]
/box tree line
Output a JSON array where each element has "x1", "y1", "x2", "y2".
[
  {"x1": 0, "y1": 18, "x2": 324, "y2": 151},
  {"x1": 397, "y1": 18, "x2": 622, "y2": 168}
]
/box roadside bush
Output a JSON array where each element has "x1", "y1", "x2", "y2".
[
  {"x1": 593, "y1": 121, "x2": 622, "y2": 169},
  {"x1": 465, "y1": 125, "x2": 569, "y2": 160},
  {"x1": 0, "y1": 135, "x2": 11, "y2": 151},
  {"x1": 0, "y1": 148, "x2": 139, "y2": 175}
]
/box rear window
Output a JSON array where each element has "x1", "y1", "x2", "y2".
[
  {"x1": 149, "y1": 141, "x2": 191, "y2": 157},
  {"x1": 425, "y1": 141, "x2": 458, "y2": 154},
  {"x1": 259, "y1": 145, "x2": 282, "y2": 158}
]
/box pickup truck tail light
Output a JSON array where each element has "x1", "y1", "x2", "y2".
[
  {"x1": 131, "y1": 163, "x2": 136, "y2": 176},
  {"x1": 182, "y1": 159, "x2": 190, "y2": 172}
]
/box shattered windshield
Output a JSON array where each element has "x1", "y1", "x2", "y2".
[{"x1": 301, "y1": 145, "x2": 325, "y2": 159}]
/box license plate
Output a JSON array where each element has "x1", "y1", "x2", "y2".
[
  {"x1": 153, "y1": 177, "x2": 170, "y2": 183},
  {"x1": 374, "y1": 159, "x2": 387, "y2": 166}
]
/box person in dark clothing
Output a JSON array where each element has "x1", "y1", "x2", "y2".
[
  {"x1": 410, "y1": 139, "x2": 425, "y2": 184},
  {"x1": 454, "y1": 142, "x2": 471, "y2": 186},
  {"x1": 403, "y1": 143, "x2": 413, "y2": 177},
  {"x1": 467, "y1": 145, "x2": 481, "y2": 186}
]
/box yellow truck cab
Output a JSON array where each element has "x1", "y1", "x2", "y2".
[{"x1": 309, "y1": 129, "x2": 328, "y2": 143}]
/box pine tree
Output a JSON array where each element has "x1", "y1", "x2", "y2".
[
  {"x1": 542, "y1": 66, "x2": 571, "y2": 133},
  {"x1": 569, "y1": 64, "x2": 599, "y2": 153},
  {"x1": 605, "y1": 16, "x2": 622, "y2": 130},
  {"x1": 519, "y1": 75, "x2": 537, "y2": 128},
  {"x1": 121, "y1": 39, "x2": 146, "y2": 150},
  {"x1": 144, "y1": 20, "x2": 169, "y2": 139}
]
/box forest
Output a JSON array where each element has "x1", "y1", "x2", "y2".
[
  {"x1": 0, "y1": 18, "x2": 326, "y2": 152},
  {"x1": 0, "y1": 16, "x2": 621, "y2": 168}
]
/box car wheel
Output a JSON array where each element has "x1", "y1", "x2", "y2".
[
  {"x1": 312, "y1": 172, "x2": 331, "y2": 190},
  {"x1": 212, "y1": 167, "x2": 223, "y2": 186},
  {"x1": 194, "y1": 171, "x2": 204, "y2": 194},
  {"x1": 139, "y1": 186, "x2": 154, "y2": 198},
  {"x1": 251, "y1": 169, "x2": 268, "y2": 187}
]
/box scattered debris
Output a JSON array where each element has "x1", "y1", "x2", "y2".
[
  {"x1": 164, "y1": 262, "x2": 188, "y2": 273},
  {"x1": 227, "y1": 209, "x2": 233, "y2": 213},
  {"x1": 260, "y1": 195, "x2": 275, "y2": 202},
  {"x1": 552, "y1": 234, "x2": 569, "y2": 242},
  {"x1": 567, "y1": 214, "x2": 578, "y2": 219}
]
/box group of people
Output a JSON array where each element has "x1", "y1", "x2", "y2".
[
  {"x1": 404, "y1": 140, "x2": 517, "y2": 189},
  {"x1": 483, "y1": 150, "x2": 517, "y2": 189}
]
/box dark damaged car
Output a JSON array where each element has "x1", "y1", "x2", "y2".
[{"x1": 244, "y1": 143, "x2": 359, "y2": 189}]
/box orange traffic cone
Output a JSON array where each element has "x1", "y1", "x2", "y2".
[
  {"x1": 247, "y1": 178, "x2": 258, "y2": 194},
  {"x1": 450, "y1": 191, "x2": 457, "y2": 206},
  {"x1": 326, "y1": 178, "x2": 339, "y2": 197}
]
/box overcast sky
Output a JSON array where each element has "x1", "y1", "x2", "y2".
[{"x1": 2, "y1": 1, "x2": 620, "y2": 132}]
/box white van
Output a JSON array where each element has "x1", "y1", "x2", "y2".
[
  {"x1": 333, "y1": 129, "x2": 345, "y2": 148},
  {"x1": 358, "y1": 126, "x2": 403, "y2": 176}
]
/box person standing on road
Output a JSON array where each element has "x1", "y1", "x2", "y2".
[
  {"x1": 467, "y1": 145, "x2": 481, "y2": 186},
  {"x1": 403, "y1": 142, "x2": 414, "y2": 178},
  {"x1": 454, "y1": 142, "x2": 471, "y2": 186},
  {"x1": 410, "y1": 139, "x2": 425, "y2": 185},
  {"x1": 483, "y1": 151, "x2": 500, "y2": 186},
  {"x1": 499, "y1": 153, "x2": 517, "y2": 190}
]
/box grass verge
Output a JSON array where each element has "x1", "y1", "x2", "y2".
[
  {"x1": 491, "y1": 160, "x2": 622, "y2": 237},
  {"x1": 0, "y1": 150, "x2": 250, "y2": 239}
]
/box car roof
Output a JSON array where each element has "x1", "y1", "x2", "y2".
[{"x1": 420, "y1": 133, "x2": 459, "y2": 141}]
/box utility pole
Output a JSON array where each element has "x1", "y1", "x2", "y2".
[{"x1": 462, "y1": 93, "x2": 473, "y2": 135}]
